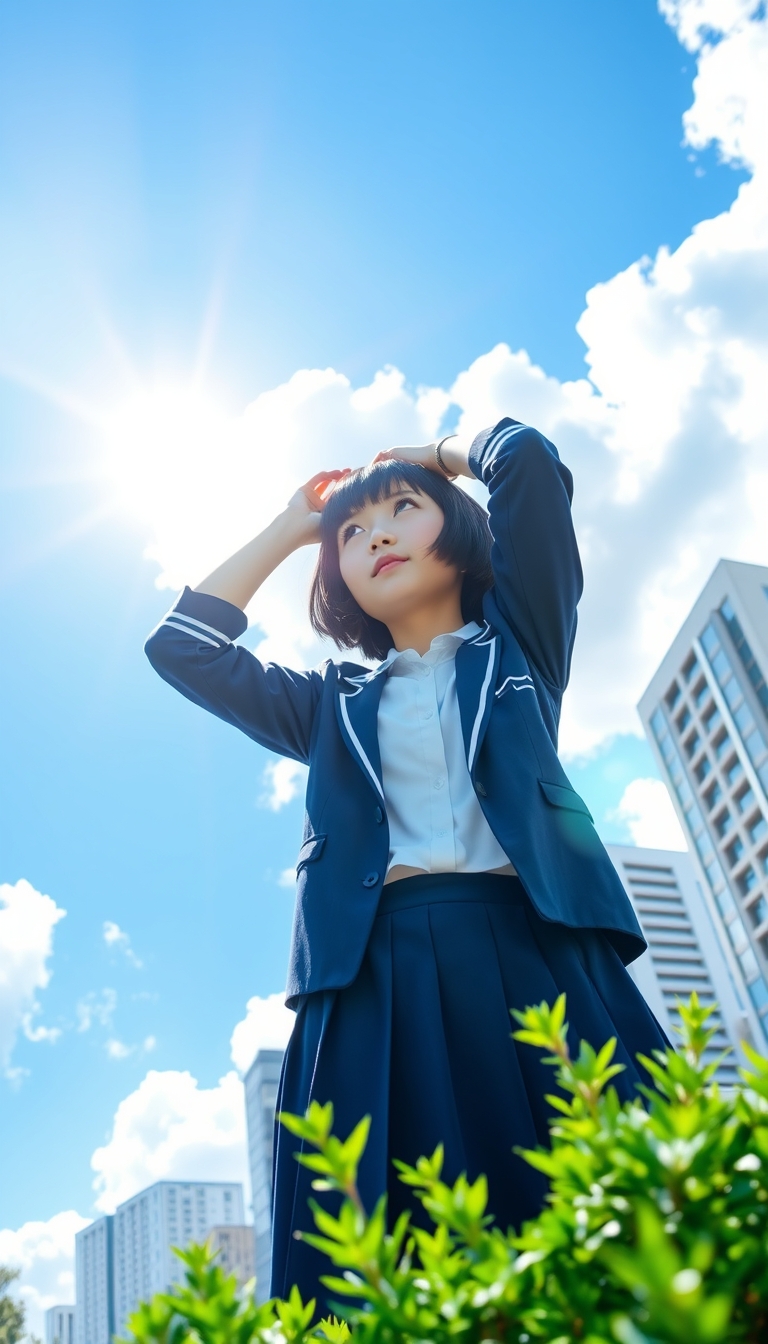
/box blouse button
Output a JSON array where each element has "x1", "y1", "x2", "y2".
[
  {"x1": 362, "y1": 872, "x2": 379, "y2": 888},
  {"x1": 476, "y1": 781, "x2": 488, "y2": 797},
  {"x1": 433, "y1": 777, "x2": 445, "y2": 789}
]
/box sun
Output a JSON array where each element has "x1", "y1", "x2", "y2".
[{"x1": 102, "y1": 382, "x2": 234, "y2": 528}]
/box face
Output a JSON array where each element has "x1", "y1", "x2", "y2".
[{"x1": 336, "y1": 486, "x2": 461, "y2": 625}]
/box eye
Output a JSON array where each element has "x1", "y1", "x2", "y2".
[
  {"x1": 341, "y1": 522, "x2": 364, "y2": 544},
  {"x1": 393, "y1": 496, "x2": 417, "y2": 516}
]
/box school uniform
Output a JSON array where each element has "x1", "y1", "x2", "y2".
[{"x1": 145, "y1": 417, "x2": 667, "y2": 1308}]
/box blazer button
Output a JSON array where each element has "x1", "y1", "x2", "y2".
[
  {"x1": 374, "y1": 806, "x2": 384, "y2": 824},
  {"x1": 362, "y1": 872, "x2": 379, "y2": 888},
  {"x1": 476, "y1": 781, "x2": 488, "y2": 797}
]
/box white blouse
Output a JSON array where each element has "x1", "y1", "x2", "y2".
[{"x1": 377, "y1": 622, "x2": 515, "y2": 882}]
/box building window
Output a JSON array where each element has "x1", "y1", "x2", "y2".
[
  {"x1": 704, "y1": 779, "x2": 722, "y2": 811},
  {"x1": 748, "y1": 815, "x2": 768, "y2": 846},
  {"x1": 714, "y1": 809, "x2": 732, "y2": 839},
  {"x1": 748, "y1": 895, "x2": 768, "y2": 929},
  {"x1": 726, "y1": 836, "x2": 745, "y2": 867},
  {"x1": 685, "y1": 730, "x2": 701, "y2": 759},
  {"x1": 720, "y1": 598, "x2": 768, "y2": 720},
  {"x1": 666, "y1": 683, "x2": 681, "y2": 711},
  {"x1": 748, "y1": 977, "x2": 768, "y2": 1013},
  {"x1": 683, "y1": 653, "x2": 699, "y2": 682},
  {"x1": 651, "y1": 707, "x2": 666, "y2": 739},
  {"x1": 677, "y1": 706, "x2": 691, "y2": 734},
  {"x1": 740, "y1": 946, "x2": 760, "y2": 982},
  {"x1": 676, "y1": 777, "x2": 693, "y2": 809},
  {"x1": 701, "y1": 624, "x2": 719, "y2": 658},
  {"x1": 726, "y1": 757, "x2": 744, "y2": 788},
  {"x1": 745, "y1": 728, "x2": 767, "y2": 767},
  {"x1": 660, "y1": 733, "x2": 676, "y2": 764},
  {"x1": 703, "y1": 704, "x2": 722, "y2": 736},
  {"x1": 737, "y1": 866, "x2": 757, "y2": 896},
  {"x1": 694, "y1": 680, "x2": 710, "y2": 710},
  {"x1": 716, "y1": 886, "x2": 735, "y2": 917},
  {"x1": 736, "y1": 784, "x2": 756, "y2": 814},
  {"x1": 695, "y1": 756, "x2": 712, "y2": 784},
  {"x1": 713, "y1": 731, "x2": 731, "y2": 760},
  {"x1": 760, "y1": 849, "x2": 768, "y2": 878},
  {"x1": 705, "y1": 857, "x2": 726, "y2": 893}
]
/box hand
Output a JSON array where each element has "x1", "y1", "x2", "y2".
[
  {"x1": 286, "y1": 469, "x2": 349, "y2": 544},
  {"x1": 372, "y1": 443, "x2": 439, "y2": 471},
  {"x1": 373, "y1": 436, "x2": 472, "y2": 479}
]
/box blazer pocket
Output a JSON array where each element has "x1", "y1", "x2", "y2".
[
  {"x1": 296, "y1": 834, "x2": 327, "y2": 871},
  {"x1": 538, "y1": 780, "x2": 594, "y2": 822}
]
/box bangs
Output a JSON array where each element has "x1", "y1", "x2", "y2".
[
  {"x1": 310, "y1": 457, "x2": 493, "y2": 661},
  {"x1": 320, "y1": 460, "x2": 435, "y2": 541}
]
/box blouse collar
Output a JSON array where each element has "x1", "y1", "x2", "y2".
[{"x1": 379, "y1": 621, "x2": 482, "y2": 677}]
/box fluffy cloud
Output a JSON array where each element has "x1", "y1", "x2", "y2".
[
  {"x1": 0, "y1": 879, "x2": 66, "y2": 1072},
  {"x1": 109, "y1": 2, "x2": 767, "y2": 762},
  {"x1": 229, "y1": 992, "x2": 295, "y2": 1075},
  {"x1": 90, "y1": 1069, "x2": 249, "y2": 1213},
  {"x1": 76, "y1": 988, "x2": 117, "y2": 1033},
  {"x1": 103, "y1": 921, "x2": 142, "y2": 968},
  {"x1": 259, "y1": 758, "x2": 309, "y2": 812},
  {"x1": 0, "y1": 1212, "x2": 88, "y2": 1340},
  {"x1": 611, "y1": 778, "x2": 688, "y2": 851}
]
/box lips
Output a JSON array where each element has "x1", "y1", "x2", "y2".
[{"x1": 372, "y1": 554, "x2": 407, "y2": 577}]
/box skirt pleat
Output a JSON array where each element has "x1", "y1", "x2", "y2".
[{"x1": 270, "y1": 873, "x2": 668, "y2": 1307}]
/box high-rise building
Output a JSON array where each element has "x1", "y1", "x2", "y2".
[
  {"x1": 244, "y1": 1049, "x2": 283, "y2": 1302},
  {"x1": 112, "y1": 1182, "x2": 244, "y2": 1336},
  {"x1": 75, "y1": 1216, "x2": 114, "y2": 1344},
  {"x1": 45, "y1": 1305, "x2": 75, "y2": 1344},
  {"x1": 638, "y1": 559, "x2": 768, "y2": 1047},
  {"x1": 208, "y1": 1226, "x2": 256, "y2": 1286},
  {"x1": 607, "y1": 843, "x2": 747, "y2": 1080}
]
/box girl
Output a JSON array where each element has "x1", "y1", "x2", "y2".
[{"x1": 145, "y1": 418, "x2": 666, "y2": 1307}]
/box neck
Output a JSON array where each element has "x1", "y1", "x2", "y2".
[{"x1": 387, "y1": 592, "x2": 466, "y2": 656}]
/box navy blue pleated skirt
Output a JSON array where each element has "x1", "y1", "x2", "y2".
[{"x1": 270, "y1": 872, "x2": 667, "y2": 1307}]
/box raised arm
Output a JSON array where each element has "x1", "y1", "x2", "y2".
[
  {"x1": 145, "y1": 471, "x2": 347, "y2": 763},
  {"x1": 466, "y1": 419, "x2": 582, "y2": 692},
  {"x1": 377, "y1": 422, "x2": 582, "y2": 693}
]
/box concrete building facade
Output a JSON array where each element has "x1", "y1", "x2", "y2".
[
  {"x1": 638, "y1": 559, "x2": 768, "y2": 1047},
  {"x1": 243, "y1": 1049, "x2": 283, "y2": 1302},
  {"x1": 45, "y1": 1305, "x2": 76, "y2": 1344},
  {"x1": 607, "y1": 843, "x2": 747, "y2": 1080},
  {"x1": 75, "y1": 1216, "x2": 113, "y2": 1344},
  {"x1": 208, "y1": 1225, "x2": 256, "y2": 1286}
]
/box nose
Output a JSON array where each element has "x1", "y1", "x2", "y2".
[{"x1": 368, "y1": 524, "x2": 396, "y2": 552}]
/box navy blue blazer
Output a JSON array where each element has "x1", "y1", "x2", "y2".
[{"x1": 145, "y1": 418, "x2": 645, "y2": 1006}]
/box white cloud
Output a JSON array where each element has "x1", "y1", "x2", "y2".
[
  {"x1": 105, "y1": 1038, "x2": 134, "y2": 1060},
  {"x1": 0, "y1": 1212, "x2": 88, "y2": 1340},
  {"x1": 76, "y1": 988, "x2": 117, "y2": 1033},
  {"x1": 612, "y1": 778, "x2": 688, "y2": 851},
  {"x1": 229, "y1": 993, "x2": 295, "y2": 1075},
  {"x1": 91, "y1": 1069, "x2": 249, "y2": 1213},
  {"x1": 103, "y1": 920, "x2": 142, "y2": 968},
  {"x1": 0, "y1": 879, "x2": 66, "y2": 1072},
  {"x1": 109, "y1": 1, "x2": 767, "y2": 759},
  {"x1": 278, "y1": 867, "x2": 296, "y2": 888},
  {"x1": 259, "y1": 758, "x2": 309, "y2": 812}
]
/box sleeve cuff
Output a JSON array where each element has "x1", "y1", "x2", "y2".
[
  {"x1": 468, "y1": 418, "x2": 523, "y2": 483},
  {"x1": 172, "y1": 586, "x2": 249, "y2": 641}
]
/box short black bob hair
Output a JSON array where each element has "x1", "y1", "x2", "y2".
[{"x1": 309, "y1": 459, "x2": 493, "y2": 661}]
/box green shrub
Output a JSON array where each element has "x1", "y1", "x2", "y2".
[{"x1": 124, "y1": 995, "x2": 768, "y2": 1344}]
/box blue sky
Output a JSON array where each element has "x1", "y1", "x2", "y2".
[{"x1": 2, "y1": 0, "x2": 766, "y2": 1314}]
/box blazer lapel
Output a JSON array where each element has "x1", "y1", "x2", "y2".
[
  {"x1": 455, "y1": 625, "x2": 501, "y2": 775},
  {"x1": 335, "y1": 667, "x2": 388, "y2": 802}
]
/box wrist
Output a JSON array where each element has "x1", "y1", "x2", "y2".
[
  {"x1": 437, "y1": 436, "x2": 473, "y2": 479},
  {"x1": 273, "y1": 506, "x2": 319, "y2": 550}
]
